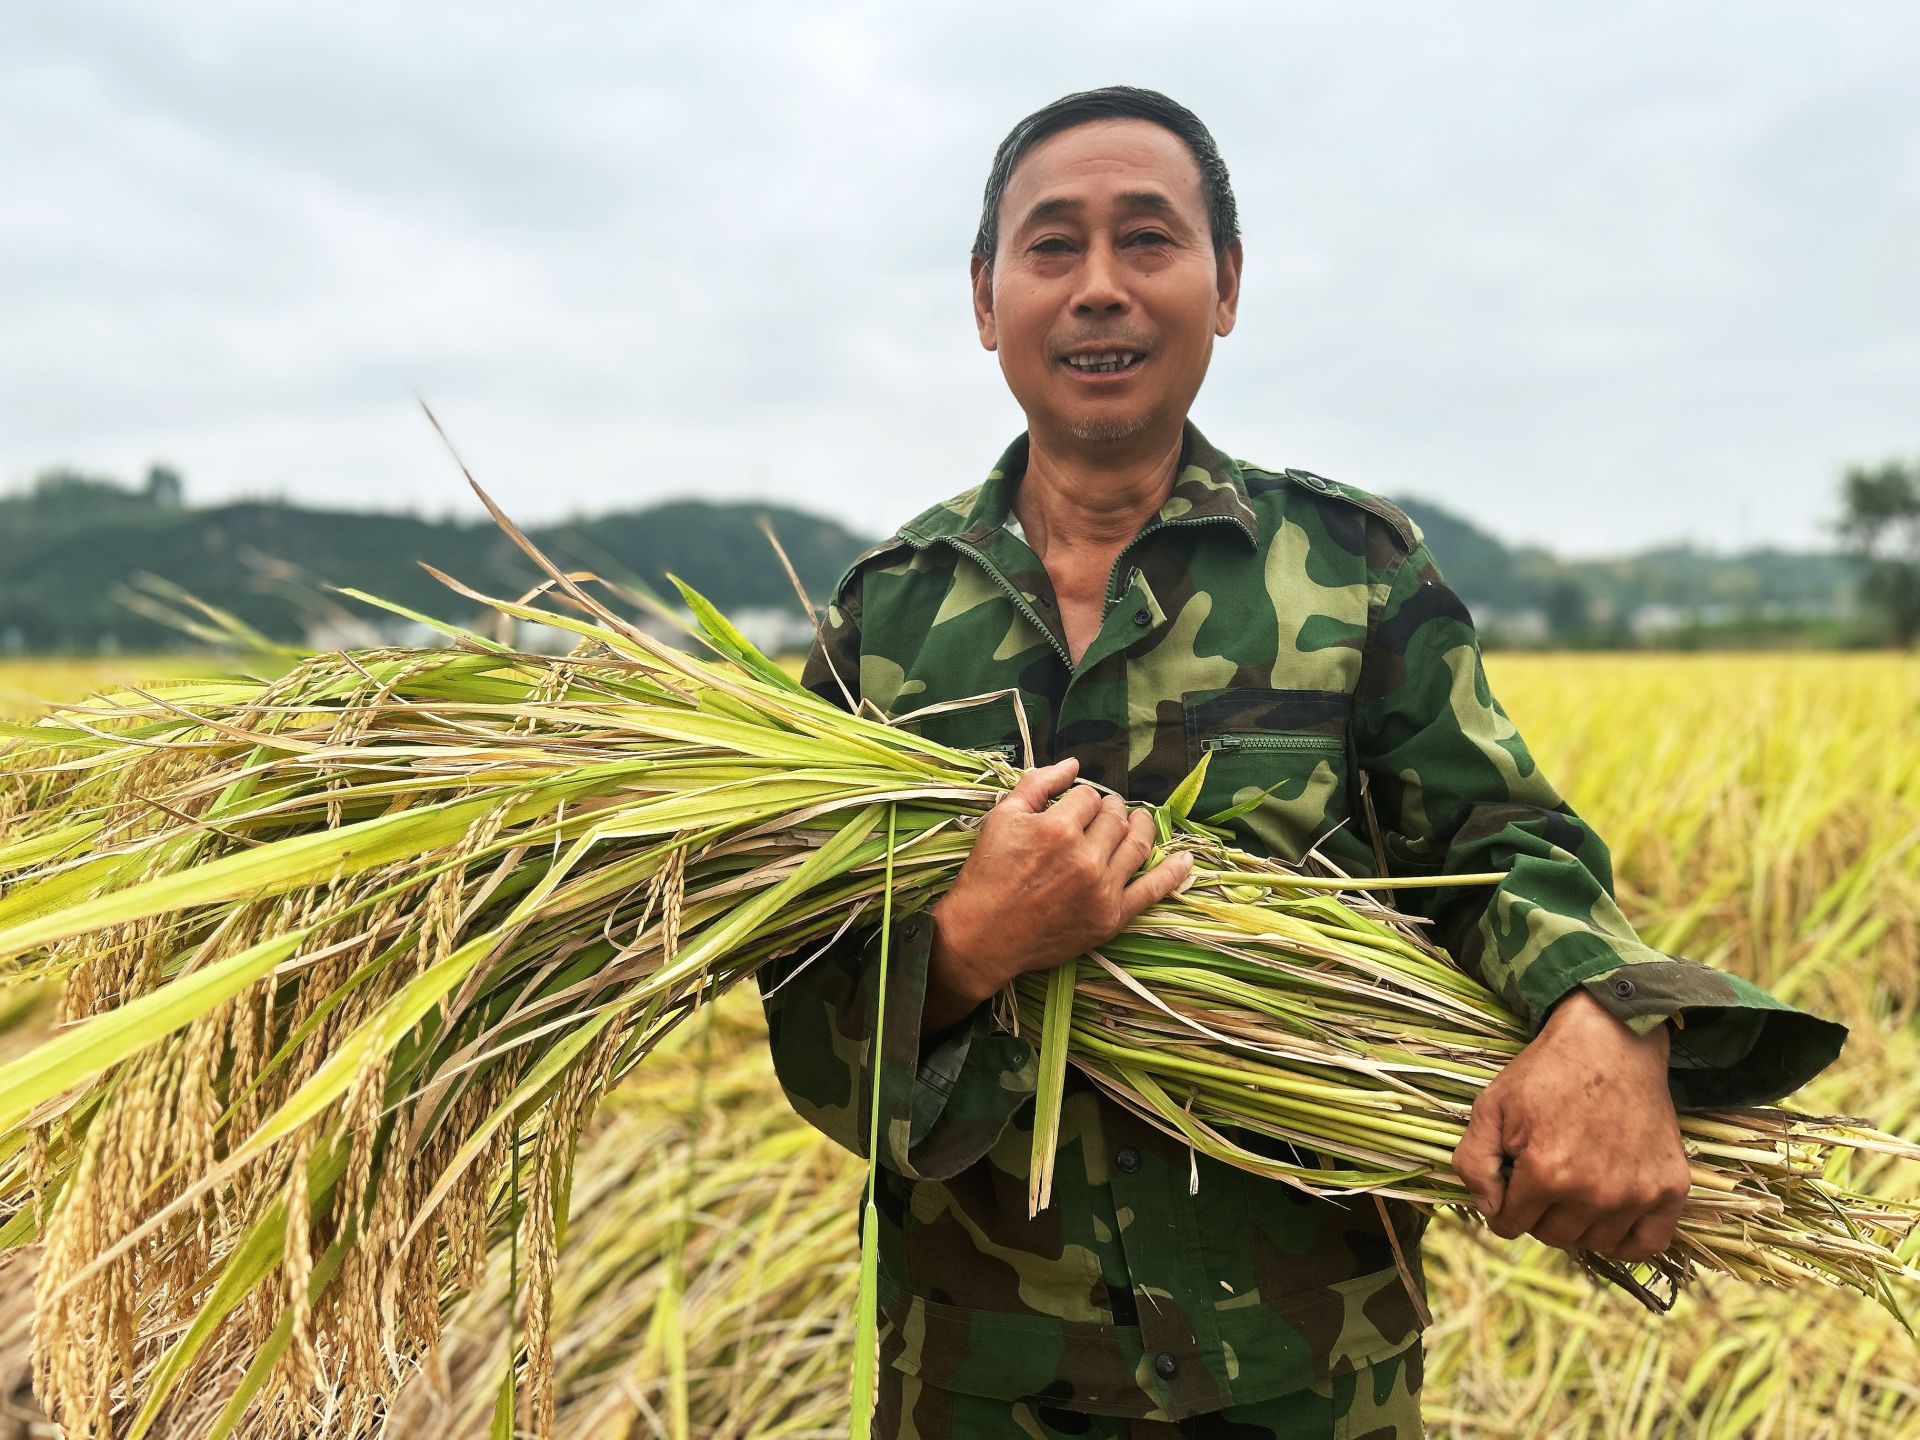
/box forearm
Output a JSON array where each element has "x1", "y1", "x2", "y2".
[
  {"x1": 1415, "y1": 811, "x2": 1659, "y2": 1029},
  {"x1": 920, "y1": 896, "x2": 995, "y2": 1040},
  {"x1": 1540, "y1": 986, "x2": 1671, "y2": 1062}
]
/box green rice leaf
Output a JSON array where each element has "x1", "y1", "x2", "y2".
[
  {"x1": 1163, "y1": 748, "x2": 1211, "y2": 828},
  {"x1": 668, "y1": 573, "x2": 807, "y2": 695},
  {"x1": 0, "y1": 929, "x2": 307, "y2": 1134},
  {"x1": 1027, "y1": 958, "x2": 1078, "y2": 1217}
]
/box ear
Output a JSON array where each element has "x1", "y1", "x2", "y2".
[
  {"x1": 1213, "y1": 237, "x2": 1244, "y2": 338},
  {"x1": 970, "y1": 253, "x2": 998, "y2": 351}
]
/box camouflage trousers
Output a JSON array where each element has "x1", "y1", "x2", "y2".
[{"x1": 875, "y1": 1339, "x2": 1424, "y2": 1439}]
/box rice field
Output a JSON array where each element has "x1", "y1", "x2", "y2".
[
  {"x1": 0, "y1": 657, "x2": 228, "y2": 723},
  {"x1": 1, "y1": 650, "x2": 1915, "y2": 1438}
]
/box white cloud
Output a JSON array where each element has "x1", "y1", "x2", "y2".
[{"x1": 2, "y1": 0, "x2": 1915, "y2": 557}]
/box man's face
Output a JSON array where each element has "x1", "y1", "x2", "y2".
[{"x1": 971, "y1": 118, "x2": 1241, "y2": 451}]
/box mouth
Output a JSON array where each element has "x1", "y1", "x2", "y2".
[{"x1": 1058, "y1": 349, "x2": 1146, "y2": 378}]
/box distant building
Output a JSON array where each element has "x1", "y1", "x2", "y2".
[
  {"x1": 630, "y1": 606, "x2": 817, "y2": 659},
  {"x1": 1472, "y1": 606, "x2": 1551, "y2": 646},
  {"x1": 1627, "y1": 603, "x2": 1691, "y2": 639},
  {"x1": 731, "y1": 607, "x2": 820, "y2": 658},
  {"x1": 143, "y1": 465, "x2": 184, "y2": 507},
  {"x1": 304, "y1": 616, "x2": 441, "y2": 651},
  {"x1": 300, "y1": 604, "x2": 818, "y2": 661},
  {"x1": 1626, "y1": 593, "x2": 1857, "y2": 638}
]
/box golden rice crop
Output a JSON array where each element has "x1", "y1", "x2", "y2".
[
  {"x1": 0, "y1": 648, "x2": 1915, "y2": 1436},
  {"x1": 0, "y1": 658, "x2": 224, "y2": 724},
  {"x1": 1419, "y1": 650, "x2": 1920, "y2": 1438},
  {"x1": 0, "y1": 984, "x2": 868, "y2": 1440},
  {"x1": 1487, "y1": 653, "x2": 1920, "y2": 1025}
]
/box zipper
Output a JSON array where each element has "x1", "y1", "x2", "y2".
[
  {"x1": 1202, "y1": 732, "x2": 1345, "y2": 754},
  {"x1": 1102, "y1": 515, "x2": 1243, "y2": 610}
]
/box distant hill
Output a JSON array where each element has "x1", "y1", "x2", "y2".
[
  {"x1": 0, "y1": 468, "x2": 874, "y2": 653},
  {"x1": 1390, "y1": 493, "x2": 1859, "y2": 645},
  {"x1": 0, "y1": 465, "x2": 1864, "y2": 653},
  {"x1": 1391, "y1": 496, "x2": 1564, "y2": 613}
]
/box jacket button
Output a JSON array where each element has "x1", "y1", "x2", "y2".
[
  {"x1": 1115, "y1": 1146, "x2": 1141, "y2": 1174},
  {"x1": 1132, "y1": 608, "x2": 1150, "y2": 626},
  {"x1": 1611, "y1": 977, "x2": 1636, "y2": 999},
  {"x1": 1154, "y1": 1352, "x2": 1179, "y2": 1379}
]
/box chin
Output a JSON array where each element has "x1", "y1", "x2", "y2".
[{"x1": 1062, "y1": 411, "x2": 1156, "y2": 445}]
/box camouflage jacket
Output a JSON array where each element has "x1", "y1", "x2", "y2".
[{"x1": 756, "y1": 421, "x2": 1845, "y2": 1422}]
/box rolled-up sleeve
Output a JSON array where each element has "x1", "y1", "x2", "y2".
[{"x1": 1351, "y1": 536, "x2": 1846, "y2": 1109}]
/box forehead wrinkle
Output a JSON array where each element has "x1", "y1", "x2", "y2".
[
  {"x1": 1016, "y1": 195, "x2": 1081, "y2": 232},
  {"x1": 1014, "y1": 188, "x2": 1187, "y2": 238}
]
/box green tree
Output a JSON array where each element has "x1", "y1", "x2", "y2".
[
  {"x1": 1836, "y1": 458, "x2": 1920, "y2": 646},
  {"x1": 1542, "y1": 577, "x2": 1592, "y2": 644}
]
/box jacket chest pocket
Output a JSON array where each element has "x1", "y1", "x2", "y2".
[{"x1": 1182, "y1": 687, "x2": 1353, "y2": 864}]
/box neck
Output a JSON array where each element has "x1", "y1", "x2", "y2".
[{"x1": 1012, "y1": 423, "x2": 1187, "y2": 561}]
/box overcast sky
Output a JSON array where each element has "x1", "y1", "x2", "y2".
[{"x1": 4, "y1": 2, "x2": 1915, "y2": 558}]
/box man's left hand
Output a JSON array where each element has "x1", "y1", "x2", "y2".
[{"x1": 1451, "y1": 987, "x2": 1691, "y2": 1263}]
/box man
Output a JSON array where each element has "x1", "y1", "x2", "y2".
[{"x1": 758, "y1": 87, "x2": 1842, "y2": 1438}]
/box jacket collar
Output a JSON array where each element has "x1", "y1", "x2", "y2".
[{"x1": 898, "y1": 419, "x2": 1262, "y2": 551}]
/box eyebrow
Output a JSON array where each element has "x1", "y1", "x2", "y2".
[{"x1": 1015, "y1": 189, "x2": 1179, "y2": 232}]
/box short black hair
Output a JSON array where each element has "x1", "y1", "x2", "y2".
[{"x1": 973, "y1": 86, "x2": 1239, "y2": 267}]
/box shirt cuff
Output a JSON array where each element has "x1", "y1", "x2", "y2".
[
  {"x1": 1537, "y1": 948, "x2": 1848, "y2": 1109},
  {"x1": 871, "y1": 910, "x2": 1037, "y2": 1180}
]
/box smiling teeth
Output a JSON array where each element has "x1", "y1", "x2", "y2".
[{"x1": 1066, "y1": 351, "x2": 1140, "y2": 372}]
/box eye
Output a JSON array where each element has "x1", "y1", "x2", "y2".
[
  {"x1": 1127, "y1": 230, "x2": 1173, "y2": 247},
  {"x1": 1029, "y1": 236, "x2": 1074, "y2": 254}
]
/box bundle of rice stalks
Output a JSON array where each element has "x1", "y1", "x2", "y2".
[
  {"x1": 0, "y1": 500, "x2": 1913, "y2": 1437},
  {"x1": 0, "y1": 982, "x2": 54, "y2": 1068},
  {"x1": 0, "y1": 995, "x2": 858, "y2": 1440},
  {"x1": 0, "y1": 978, "x2": 55, "y2": 1438}
]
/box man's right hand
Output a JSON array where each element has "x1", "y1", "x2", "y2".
[{"x1": 918, "y1": 755, "x2": 1194, "y2": 1038}]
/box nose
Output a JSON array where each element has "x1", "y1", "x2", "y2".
[{"x1": 1069, "y1": 237, "x2": 1128, "y2": 317}]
